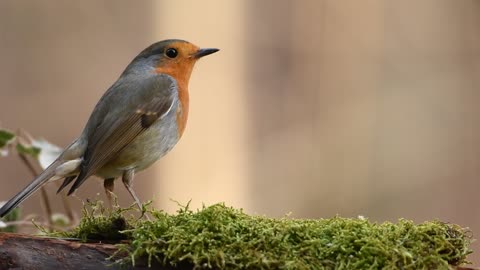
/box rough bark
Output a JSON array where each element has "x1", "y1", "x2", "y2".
[{"x1": 0, "y1": 233, "x2": 164, "y2": 270}]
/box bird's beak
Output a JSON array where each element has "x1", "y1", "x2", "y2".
[{"x1": 193, "y1": 48, "x2": 219, "y2": 59}]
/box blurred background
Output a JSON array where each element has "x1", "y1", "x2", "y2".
[{"x1": 1, "y1": 0, "x2": 480, "y2": 264}]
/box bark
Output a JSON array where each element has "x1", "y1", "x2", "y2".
[{"x1": 0, "y1": 233, "x2": 164, "y2": 270}]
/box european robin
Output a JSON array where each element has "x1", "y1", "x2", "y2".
[{"x1": 0, "y1": 39, "x2": 219, "y2": 217}]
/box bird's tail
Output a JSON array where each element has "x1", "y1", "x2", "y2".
[{"x1": 0, "y1": 160, "x2": 61, "y2": 218}]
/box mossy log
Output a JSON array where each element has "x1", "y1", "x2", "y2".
[
  {"x1": 0, "y1": 203, "x2": 477, "y2": 269},
  {"x1": 0, "y1": 233, "x2": 477, "y2": 270}
]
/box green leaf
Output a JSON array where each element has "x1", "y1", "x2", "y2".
[
  {"x1": 0, "y1": 129, "x2": 15, "y2": 148},
  {"x1": 0, "y1": 201, "x2": 20, "y2": 233},
  {"x1": 0, "y1": 129, "x2": 16, "y2": 156},
  {"x1": 16, "y1": 143, "x2": 41, "y2": 159}
]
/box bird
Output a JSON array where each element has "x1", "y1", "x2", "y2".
[{"x1": 0, "y1": 39, "x2": 219, "y2": 218}]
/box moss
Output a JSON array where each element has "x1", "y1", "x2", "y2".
[
  {"x1": 62, "y1": 202, "x2": 473, "y2": 269},
  {"x1": 60, "y1": 200, "x2": 134, "y2": 242}
]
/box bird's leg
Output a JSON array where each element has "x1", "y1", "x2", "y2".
[
  {"x1": 122, "y1": 169, "x2": 150, "y2": 220},
  {"x1": 103, "y1": 178, "x2": 116, "y2": 208},
  {"x1": 122, "y1": 169, "x2": 143, "y2": 212}
]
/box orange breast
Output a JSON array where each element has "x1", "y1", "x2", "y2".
[
  {"x1": 155, "y1": 66, "x2": 191, "y2": 138},
  {"x1": 154, "y1": 52, "x2": 195, "y2": 138},
  {"x1": 175, "y1": 85, "x2": 189, "y2": 137}
]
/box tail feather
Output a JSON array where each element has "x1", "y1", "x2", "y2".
[
  {"x1": 67, "y1": 170, "x2": 89, "y2": 196},
  {"x1": 56, "y1": 175, "x2": 77, "y2": 194},
  {"x1": 0, "y1": 160, "x2": 60, "y2": 218}
]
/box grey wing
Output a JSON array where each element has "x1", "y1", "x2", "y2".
[{"x1": 66, "y1": 74, "x2": 178, "y2": 195}]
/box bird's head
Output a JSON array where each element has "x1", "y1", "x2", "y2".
[{"x1": 130, "y1": 39, "x2": 219, "y2": 85}]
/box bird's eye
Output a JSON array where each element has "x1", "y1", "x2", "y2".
[{"x1": 165, "y1": 48, "x2": 178, "y2": 58}]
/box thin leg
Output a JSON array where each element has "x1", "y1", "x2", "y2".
[
  {"x1": 103, "y1": 178, "x2": 115, "y2": 208},
  {"x1": 122, "y1": 169, "x2": 143, "y2": 212}
]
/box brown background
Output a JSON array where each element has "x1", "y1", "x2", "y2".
[{"x1": 1, "y1": 0, "x2": 480, "y2": 265}]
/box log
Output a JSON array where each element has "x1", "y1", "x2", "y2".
[
  {"x1": 0, "y1": 232, "x2": 477, "y2": 270},
  {"x1": 0, "y1": 233, "x2": 164, "y2": 270}
]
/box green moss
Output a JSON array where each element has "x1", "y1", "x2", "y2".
[
  {"x1": 60, "y1": 201, "x2": 135, "y2": 242},
  {"x1": 63, "y1": 202, "x2": 473, "y2": 269}
]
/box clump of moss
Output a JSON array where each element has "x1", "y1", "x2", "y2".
[
  {"x1": 62, "y1": 200, "x2": 136, "y2": 242},
  {"x1": 64, "y1": 202, "x2": 473, "y2": 269}
]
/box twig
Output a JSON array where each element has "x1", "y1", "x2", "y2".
[
  {"x1": 17, "y1": 153, "x2": 53, "y2": 230},
  {"x1": 3, "y1": 220, "x2": 70, "y2": 232}
]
